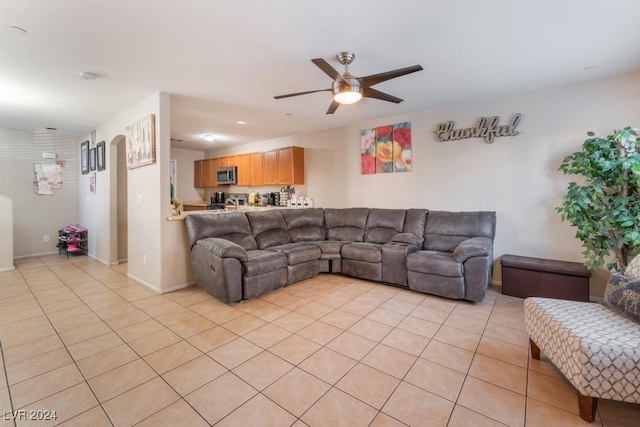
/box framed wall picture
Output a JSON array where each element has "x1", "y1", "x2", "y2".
[
  {"x1": 97, "y1": 141, "x2": 106, "y2": 171},
  {"x1": 89, "y1": 171, "x2": 96, "y2": 193},
  {"x1": 80, "y1": 140, "x2": 89, "y2": 175},
  {"x1": 125, "y1": 114, "x2": 156, "y2": 169},
  {"x1": 89, "y1": 147, "x2": 97, "y2": 171}
]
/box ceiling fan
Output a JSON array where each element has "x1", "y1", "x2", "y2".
[{"x1": 274, "y1": 52, "x2": 423, "y2": 114}]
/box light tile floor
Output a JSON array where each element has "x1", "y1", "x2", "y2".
[{"x1": 0, "y1": 254, "x2": 638, "y2": 426}]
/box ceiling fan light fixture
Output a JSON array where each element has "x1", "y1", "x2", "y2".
[{"x1": 332, "y1": 80, "x2": 363, "y2": 104}]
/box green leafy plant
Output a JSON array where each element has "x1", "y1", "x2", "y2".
[{"x1": 556, "y1": 127, "x2": 640, "y2": 271}]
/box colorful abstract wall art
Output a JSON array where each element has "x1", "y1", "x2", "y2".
[{"x1": 360, "y1": 122, "x2": 412, "y2": 174}]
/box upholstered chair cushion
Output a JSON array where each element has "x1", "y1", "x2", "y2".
[
  {"x1": 625, "y1": 255, "x2": 640, "y2": 280},
  {"x1": 390, "y1": 233, "x2": 421, "y2": 245},
  {"x1": 245, "y1": 210, "x2": 290, "y2": 249},
  {"x1": 280, "y1": 208, "x2": 325, "y2": 242},
  {"x1": 325, "y1": 208, "x2": 369, "y2": 241},
  {"x1": 423, "y1": 211, "x2": 496, "y2": 252},
  {"x1": 602, "y1": 272, "x2": 640, "y2": 323},
  {"x1": 185, "y1": 211, "x2": 257, "y2": 250},
  {"x1": 364, "y1": 209, "x2": 406, "y2": 243}
]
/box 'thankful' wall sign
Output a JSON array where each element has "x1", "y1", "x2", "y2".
[{"x1": 435, "y1": 113, "x2": 522, "y2": 144}]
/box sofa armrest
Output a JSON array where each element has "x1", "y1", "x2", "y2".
[
  {"x1": 196, "y1": 237, "x2": 248, "y2": 262},
  {"x1": 453, "y1": 237, "x2": 491, "y2": 263},
  {"x1": 390, "y1": 232, "x2": 422, "y2": 245}
]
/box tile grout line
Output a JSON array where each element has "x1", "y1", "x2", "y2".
[
  {"x1": 14, "y1": 259, "x2": 116, "y2": 426},
  {"x1": 0, "y1": 338, "x2": 17, "y2": 427}
]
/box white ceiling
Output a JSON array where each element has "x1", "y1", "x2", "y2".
[{"x1": 2, "y1": 0, "x2": 640, "y2": 151}]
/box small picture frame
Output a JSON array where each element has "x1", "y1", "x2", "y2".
[
  {"x1": 80, "y1": 140, "x2": 89, "y2": 175},
  {"x1": 90, "y1": 147, "x2": 97, "y2": 171},
  {"x1": 97, "y1": 141, "x2": 106, "y2": 171},
  {"x1": 89, "y1": 171, "x2": 96, "y2": 193}
]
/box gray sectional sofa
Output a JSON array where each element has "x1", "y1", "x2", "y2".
[{"x1": 184, "y1": 208, "x2": 496, "y2": 304}]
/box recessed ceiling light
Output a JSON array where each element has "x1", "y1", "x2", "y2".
[
  {"x1": 9, "y1": 26, "x2": 27, "y2": 34},
  {"x1": 79, "y1": 71, "x2": 97, "y2": 80},
  {"x1": 203, "y1": 134, "x2": 216, "y2": 142},
  {"x1": 235, "y1": 120, "x2": 247, "y2": 125}
]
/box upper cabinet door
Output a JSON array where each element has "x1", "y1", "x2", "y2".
[
  {"x1": 249, "y1": 152, "x2": 263, "y2": 186},
  {"x1": 263, "y1": 150, "x2": 277, "y2": 185},
  {"x1": 194, "y1": 159, "x2": 203, "y2": 188},
  {"x1": 277, "y1": 146, "x2": 305, "y2": 185},
  {"x1": 236, "y1": 154, "x2": 250, "y2": 186}
]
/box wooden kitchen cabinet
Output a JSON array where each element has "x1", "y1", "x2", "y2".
[
  {"x1": 277, "y1": 146, "x2": 304, "y2": 185},
  {"x1": 249, "y1": 152, "x2": 263, "y2": 186},
  {"x1": 199, "y1": 158, "x2": 218, "y2": 187},
  {"x1": 236, "y1": 154, "x2": 250, "y2": 186},
  {"x1": 218, "y1": 156, "x2": 237, "y2": 167},
  {"x1": 262, "y1": 149, "x2": 278, "y2": 185},
  {"x1": 194, "y1": 159, "x2": 203, "y2": 188}
]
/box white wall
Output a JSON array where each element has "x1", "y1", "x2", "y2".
[
  {"x1": 209, "y1": 71, "x2": 640, "y2": 297},
  {"x1": 0, "y1": 129, "x2": 79, "y2": 258},
  {"x1": 170, "y1": 148, "x2": 205, "y2": 203},
  {"x1": 82, "y1": 92, "x2": 191, "y2": 292},
  {"x1": 0, "y1": 195, "x2": 14, "y2": 271}
]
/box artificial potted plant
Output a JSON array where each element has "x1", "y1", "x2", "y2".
[{"x1": 556, "y1": 126, "x2": 640, "y2": 272}]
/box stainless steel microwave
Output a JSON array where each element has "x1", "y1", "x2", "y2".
[{"x1": 216, "y1": 166, "x2": 237, "y2": 185}]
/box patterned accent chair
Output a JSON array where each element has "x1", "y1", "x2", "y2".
[{"x1": 524, "y1": 296, "x2": 640, "y2": 422}]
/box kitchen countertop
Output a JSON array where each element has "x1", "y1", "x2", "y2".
[{"x1": 167, "y1": 205, "x2": 298, "y2": 221}]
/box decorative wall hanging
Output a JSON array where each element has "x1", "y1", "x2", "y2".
[
  {"x1": 361, "y1": 122, "x2": 412, "y2": 174},
  {"x1": 33, "y1": 160, "x2": 65, "y2": 195},
  {"x1": 435, "y1": 113, "x2": 522, "y2": 143},
  {"x1": 80, "y1": 140, "x2": 89, "y2": 175},
  {"x1": 89, "y1": 171, "x2": 96, "y2": 193},
  {"x1": 125, "y1": 114, "x2": 156, "y2": 169},
  {"x1": 97, "y1": 141, "x2": 106, "y2": 171}
]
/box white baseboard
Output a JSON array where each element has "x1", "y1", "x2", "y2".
[
  {"x1": 126, "y1": 273, "x2": 163, "y2": 294},
  {"x1": 0, "y1": 265, "x2": 15, "y2": 272},
  {"x1": 13, "y1": 251, "x2": 59, "y2": 259},
  {"x1": 126, "y1": 273, "x2": 194, "y2": 294}
]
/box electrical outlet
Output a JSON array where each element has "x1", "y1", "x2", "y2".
[
  {"x1": 143, "y1": 255, "x2": 147, "y2": 266},
  {"x1": 136, "y1": 195, "x2": 143, "y2": 206},
  {"x1": 42, "y1": 235, "x2": 50, "y2": 243}
]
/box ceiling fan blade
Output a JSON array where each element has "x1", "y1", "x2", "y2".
[
  {"x1": 274, "y1": 89, "x2": 331, "y2": 99},
  {"x1": 361, "y1": 65, "x2": 423, "y2": 87},
  {"x1": 326, "y1": 101, "x2": 340, "y2": 115},
  {"x1": 362, "y1": 87, "x2": 404, "y2": 104},
  {"x1": 311, "y1": 58, "x2": 342, "y2": 80}
]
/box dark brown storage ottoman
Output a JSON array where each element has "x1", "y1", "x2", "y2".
[{"x1": 501, "y1": 254, "x2": 591, "y2": 302}]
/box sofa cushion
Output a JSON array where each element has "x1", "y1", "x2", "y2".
[
  {"x1": 280, "y1": 208, "x2": 325, "y2": 242},
  {"x1": 196, "y1": 238, "x2": 248, "y2": 261},
  {"x1": 269, "y1": 242, "x2": 322, "y2": 265},
  {"x1": 391, "y1": 233, "x2": 421, "y2": 245},
  {"x1": 342, "y1": 242, "x2": 382, "y2": 263},
  {"x1": 404, "y1": 209, "x2": 429, "y2": 236},
  {"x1": 407, "y1": 251, "x2": 463, "y2": 277},
  {"x1": 423, "y1": 211, "x2": 496, "y2": 252},
  {"x1": 364, "y1": 209, "x2": 406, "y2": 243},
  {"x1": 245, "y1": 210, "x2": 290, "y2": 249},
  {"x1": 325, "y1": 208, "x2": 369, "y2": 241},
  {"x1": 185, "y1": 211, "x2": 257, "y2": 250},
  {"x1": 452, "y1": 237, "x2": 490, "y2": 262},
  {"x1": 315, "y1": 240, "x2": 346, "y2": 254},
  {"x1": 603, "y1": 272, "x2": 640, "y2": 323},
  {"x1": 243, "y1": 250, "x2": 288, "y2": 277}
]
